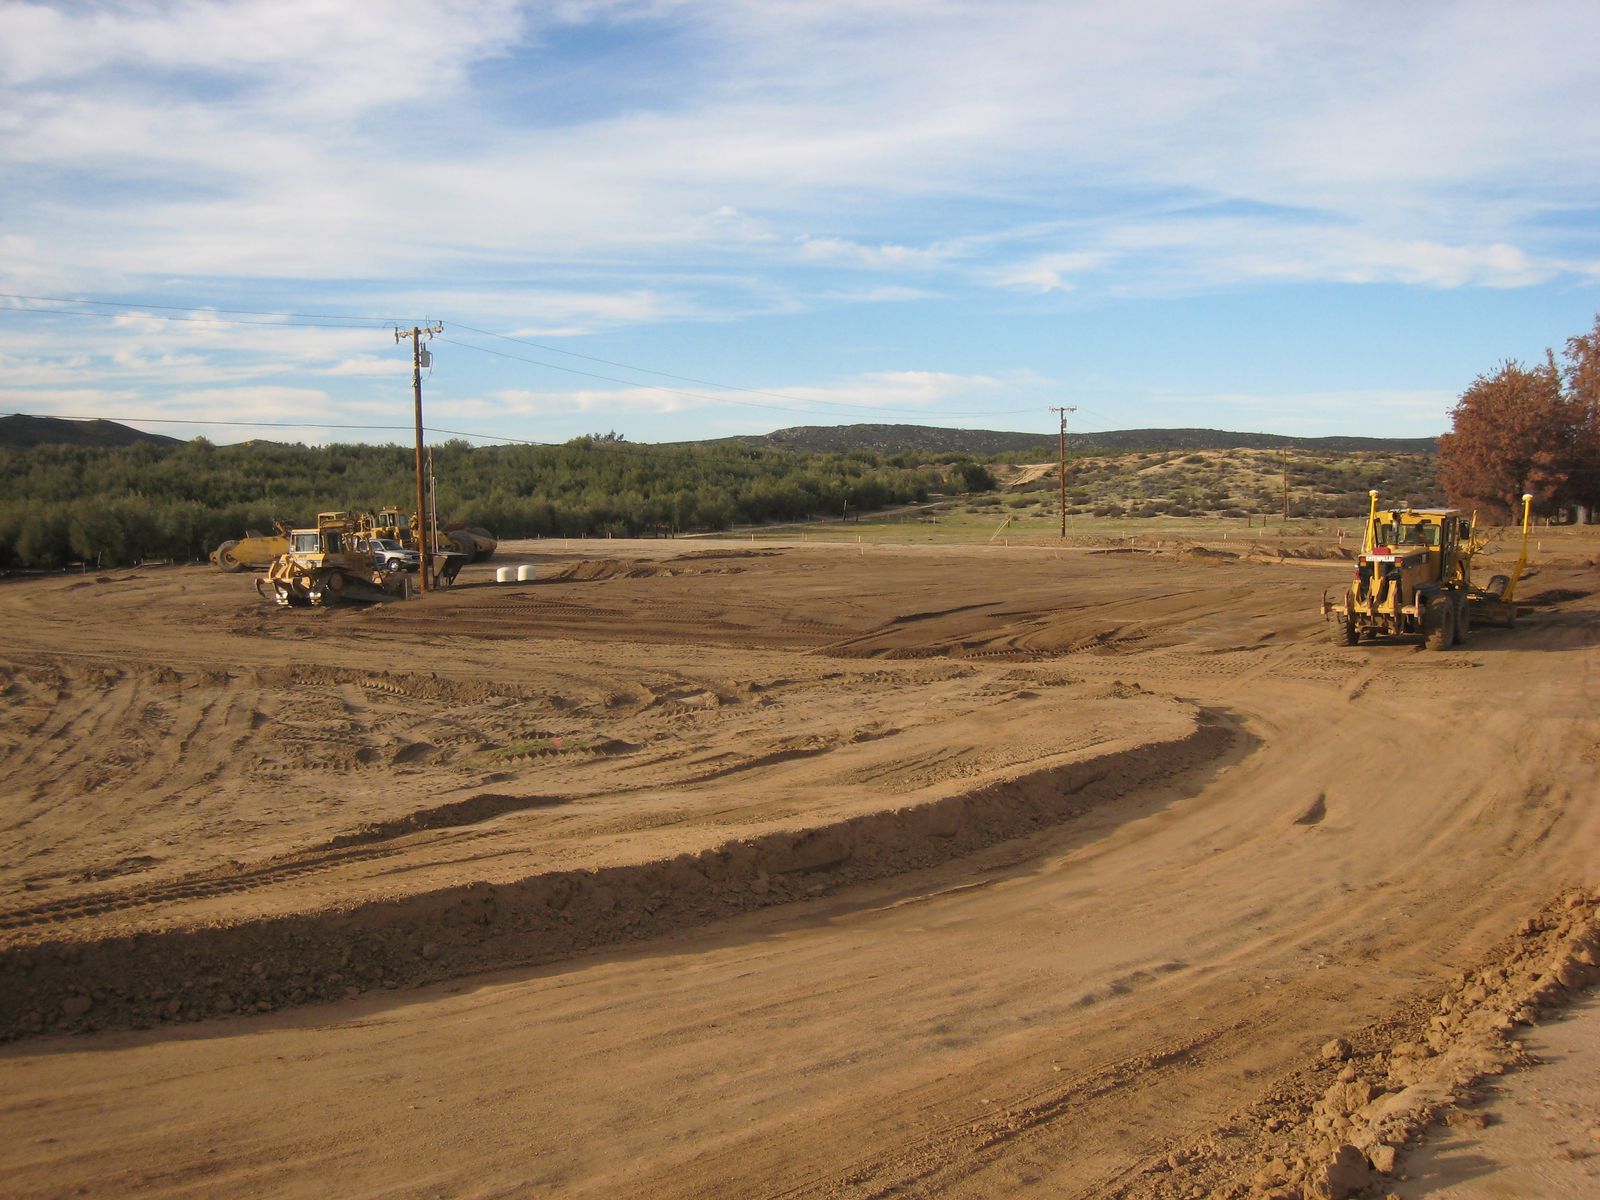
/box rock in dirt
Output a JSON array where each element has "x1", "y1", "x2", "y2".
[
  {"x1": 1307, "y1": 1143, "x2": 1369, "y2": 1199},
  {"x1": 1320, "y1": 1037, "x2": 1352, "y2": 1062}
]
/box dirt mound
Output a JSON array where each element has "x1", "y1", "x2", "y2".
[
  {"x1": 545, "y1": 558, "x2": 663, "y2": 582},
  {"x1": 1119, "y1": 886, "x2": 1600, "y2": 1199},
  {"x1": 1523, "y1": 587, "x2": 1590, "y2": 605},
  {"x1": 667, "y1": 548, "x2": 783, "y2": 561},
  {"x1": 1248, "y1": 543, "x2": 1356, "y2": 562},
  {"x1": 0, "y1": 715, "x2": 1232, "y2": 1042},
  {"x1": 545, "y1": 554, "x2": 765, "y2": 583}
]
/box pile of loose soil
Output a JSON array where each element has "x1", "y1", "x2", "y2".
[{"x1": 1118, "y1": 885, "x2": 1600, "y2": 1199}]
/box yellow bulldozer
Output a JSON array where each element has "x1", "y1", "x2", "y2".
[
  {"x1": 1321, "y1": 490, "x2": 1533, "y2": 649},
  {"x1": 255, "y1": 512, "x2": 411, "y2": 607}
]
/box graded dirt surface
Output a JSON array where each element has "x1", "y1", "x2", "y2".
[{"x1": 1, "y1": 534, "x2": 1597, "y2": 1199}]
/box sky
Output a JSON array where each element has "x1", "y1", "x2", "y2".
[{"x1": 2, "y1": 0, "x2": 1598, "y2": 448}]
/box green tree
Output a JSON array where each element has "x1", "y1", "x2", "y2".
[{"x1": 948, "y1": 461, "x2": 997, "y2": 494}]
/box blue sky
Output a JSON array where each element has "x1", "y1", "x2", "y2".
[{"x1": 2, "y1": 0, "x2": 1598, "y2": 447}]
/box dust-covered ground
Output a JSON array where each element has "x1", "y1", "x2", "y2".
[{"x1": 0, "y1": 533, "x2": 1597, "y2": 1199}]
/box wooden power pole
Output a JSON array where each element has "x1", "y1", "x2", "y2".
[
  {"x1": 396, "y1": 323, "x2": 443, "y2": 592},
  {"x1": 1050, "y1": 405, "x2": 1076, "y2": 539},
  {"x1": 1281, "y1": 448, "x2": 1290, "y2": 523}
]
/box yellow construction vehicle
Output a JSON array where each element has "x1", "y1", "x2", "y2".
[
  {"x1": 255, "y1": 512, "x2": 411, "y2": 607},
  {"x1": 356, "y1": 507, "x2": 497, "y2": 562},
  {"x1": 1321, "y1": 491, "x2": 1533, "y2": 649},
  {"x1": 439, "y1": 522, "x2": 498, "y2": 562},
  {"x1": 211, "y1": 521, "x2": 292, "y2": 572},
  {"x1": 1464, "y1": 493, "x2": 1535, "y2": 629}
]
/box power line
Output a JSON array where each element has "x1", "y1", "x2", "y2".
[
  {"x1": 0, "y1": 290, "x2": 1046, "y2": 421},
  {"x1": 448, "y1": 320, "x2": 1038, "y2": 418},
  {"x1": 438, "y1": 334, "x2": 1040, "y2": 421},
  {"x1": 436, "y1": 335, "x2": 825, "y2": 418}
]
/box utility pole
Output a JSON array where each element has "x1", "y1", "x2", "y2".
[
  {"x1": 1281, "y1": 448, "x2": 1290, "y2": 523},
  {"x1": 396, "y1": 323, "x2": 443, "y2": 592},
  {"x1": 1050, "y1": 405, "x2": 1076, "y2": 539}
]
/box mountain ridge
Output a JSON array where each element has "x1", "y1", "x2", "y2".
[
  {"x1": 0, "y1": 414, "x2": 182, "y2": 451},
  {"x1": 692, "y1": 423, "x2": 1438, "y2": 456}
]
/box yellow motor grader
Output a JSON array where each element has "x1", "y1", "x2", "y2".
[
  {"x1": 1321, "y1": 491, "x2": 1533, "y2": 649},
  {"x1": 255, "y1": 512, "x2": 411, "y2": 607}
]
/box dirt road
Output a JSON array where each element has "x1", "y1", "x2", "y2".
[{"x1": 1, "y1": 537, "x2": 1595, "y2": 1198}]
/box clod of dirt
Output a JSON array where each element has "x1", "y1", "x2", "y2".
[
  {"x1": 1319, "y1": 1037, "x2": 1351, "y2": 1061},
  {"x1": 389, "y1": 741, "x2": 439, "y2": 765}
]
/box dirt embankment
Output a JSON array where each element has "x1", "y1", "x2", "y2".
[
  {"x1": 1118, "y1": 887, "x2": 1600, "y2": 1200},
  {"x1": 1, "y1": 714, "x2": 1233, "y2": 1041}
]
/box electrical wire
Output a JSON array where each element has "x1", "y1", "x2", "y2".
[
  {"x1": 0, "y1": 291, "x2": 1050, "y2": 421},
  {"x1": 437, "y1": 334, "x2": 1045, "y2": 422},
  {"x1": 448, "y1": 321, "x2": 1039, "y2": 418},
  {"x1": 3, "y1": 289, "x2": 1088, "y2": 435}
]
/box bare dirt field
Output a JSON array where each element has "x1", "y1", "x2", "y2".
[{"x1": 1, "y1": 532, "x2": 1597, "y2": 1199}]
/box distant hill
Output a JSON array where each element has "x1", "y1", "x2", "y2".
[
  {"x1": 700, "y1": 423, "x2": 1437, "y2": 457},
  {"x1": 0, "y1": 414, "x2": 181, "y2": 451}
]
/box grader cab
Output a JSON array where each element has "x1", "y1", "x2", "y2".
[
  {"x1": 256, "y1": 512, "x2": 411, "y2": 608},
  {"x1": 1321, "y1": 491, "x2": 1533, "y2": 649}
]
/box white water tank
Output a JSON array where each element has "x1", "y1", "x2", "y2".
[
  {"x1": 495, "y1": 566, "x2": 514, "y2": 583},
  {"x1": 516, "y1": 564, "x2": 535, "y2": 582}
]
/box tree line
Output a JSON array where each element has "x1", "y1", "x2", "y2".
[
  {"x1": 1438, "y1": 314, "x2": 1600, "y2": 521},
  {"x1": 0, "y1": 435, "x2": 967, "y2": 568}
]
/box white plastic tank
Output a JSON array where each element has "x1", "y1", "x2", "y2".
[
  {"x1": 516, "y1": 564, "x2": 535, "y2": 582},
  {"x1": 495, "y1": 566, "x2": 514, "y2": 583}
]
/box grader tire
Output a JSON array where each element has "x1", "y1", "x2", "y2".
[
  {"x1": 1333, "y1": 614, "x2": 1359, "y2": 645},
  {"x1": 1424, "y1": 597, "x2": 1455, "y2": 651},
  {"x1": 1454, "y1": 596, "x2": 1471, "y2": 645}
]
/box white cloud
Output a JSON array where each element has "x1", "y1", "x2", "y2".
[
  {"x1": 473, "y1": 367, "x2": 1033, "y2": 424},
  {"x1": 989, "y1": 252, "x2": 1109, "y2": 293},
  {"x1": 312, "y1": 355, "x2": 414, "y2": 378},
  {"x1": 798, "y1": 237, "x2": 952, "y2": 269}
]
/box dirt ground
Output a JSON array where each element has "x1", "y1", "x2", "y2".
[{"x1": 0, "y1": 532, "x2": 1597, "y2": 1199}]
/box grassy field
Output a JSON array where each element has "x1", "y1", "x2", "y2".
[{"x1": 700, "y1": 444, "x2": 1481, "y2": 548}]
